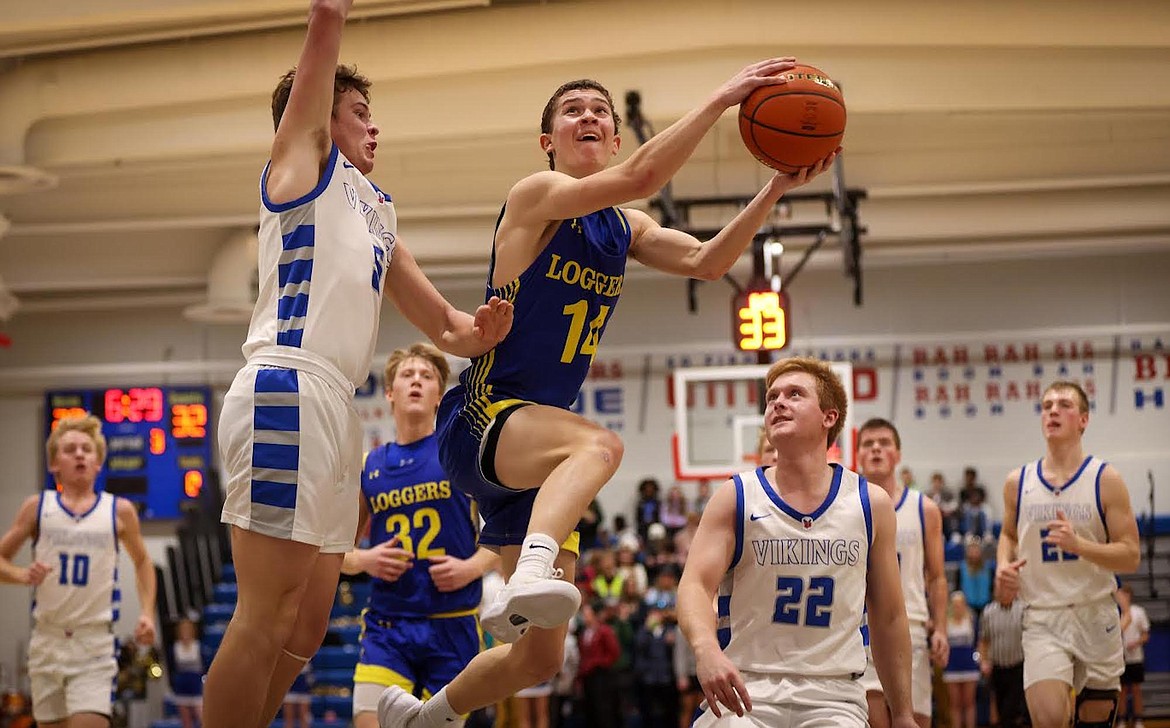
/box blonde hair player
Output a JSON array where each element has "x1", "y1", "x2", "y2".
[
  {"x1": 346, "y1": 344, "x2": 498, "y2": 728},
  {"x1": 677, "y1": 358, "x2": 915, "y2": 728},
  {"x1": 204, "y1": 1, "x2": 512, "y2": 725},
  {"x1": 996, "y1": 380, "x2": 1140, "y2": 728},
  {"x1": 855, "y1": 418, "x2": 949, "y2": 728},
  {"x1": 0, "y1": 415, "x2": 157, "y2": 728},
  {"x1": 377, "y1": 61, "x2": 837, "y2": 727}
]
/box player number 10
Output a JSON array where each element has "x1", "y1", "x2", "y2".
[{"x1": 560, "y1": 300, "x2": 611, "y2": 364}]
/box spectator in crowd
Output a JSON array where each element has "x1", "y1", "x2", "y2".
[
  {"x1": 660, "y1": 485, "x2": 690, "y2": 538},
  {"x1": 960, "y1": 466, "x2": 986, "y2": 505},
  {"x1": 957, "y1": 485, "x2": 992, "y2": 542},
  {"x1": 577, "y1": 499, "x2": 604, "y2": 554},
  {"x1": 170, "y1": 618, "x2": 204, "y2": 728},
  {"x1": 550, "y1": 630, "x2": 580, "y2": 728},
  {"x1": 672, "y1": 623, "x2": 702, "y2": 728},
  {"x1": 591, "y1": 549, "x2": 625, "y2": 607},
  {"x1": 959, "y1": 538, "x2": 994, "y2": 621},
  {"x1": 636, "y1": 478, "x2": 663, "y2": 544},
  {"x1": 943, "y1": 591, "x2": 980, "y2": 728},
  {"x1": 634, "y1": 607, "x2": 680, "y2": 728},
  {"x1": 644, "y1": 564, "x2": 680, "y2": 613},
  {"x1": 979, "y1": 583, "x2": 1029, "y2": 727},
  {"x1": 513, "y1": 675, "x2": 553, "y2": 728},
  {"x1": 578, "y1": 601, "x2": 622, "y2": 727},
  {"x1": 643, "y1": 523, "x2": 675, "y2": 580},
  {"x1": 672, "y1": 512, "x2": 701, "y2": 566},
  {"x1": 900, "y1": 466, "x2": 918, "y2": 492},
  {"x1": 604, "y1": 599, "x2": 638, "y2": 726},
  {"x1": 613, "y1": 514, "x2": 641, "y2": 552},
  {"x1": 616, "y1": 545, "x2": 648, "y2": 599},
  {"x1": 692, "y1": 480, "x2": 712, "y2": 514},
  {"x1": 927, "y1": 471, "x2": 959, "y2": 538},
  {"x1": 1118, "y1": 583, "x2": 1150, "y2": 728}
]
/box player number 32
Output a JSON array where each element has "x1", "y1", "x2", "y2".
[{"x1": 384, "y1": 507, "x2": 445, "y2": 559}]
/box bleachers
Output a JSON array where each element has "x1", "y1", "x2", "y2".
[{"x1": 151, "y1": 565, "x2": 370, "y2": 728}]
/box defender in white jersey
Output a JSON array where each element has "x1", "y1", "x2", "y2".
[
  {"x1": 204, "y1": 2, "x2": 513, "y2": 726},
  {"x1": 856, "y1": 418, "x2": 949, "y2": 728},
  {"x1": 678, "y1": 357, "x2": 916, "y2": 728},
  {"x1": 997, "y1": 380, "x2": 1140, "y2": 728},
  {"x1": 0, "y1": 415, "x2": 157, "y2": 727}
]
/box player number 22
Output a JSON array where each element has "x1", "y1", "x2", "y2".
[
  {"x1": 385, "y1": 507, "x2": 445, "y2": 558},
  {"x1": 560, "y1": 300, "x2": 610, "y2": 364},
  {"x1": 773, "y1": 575, "x2": 835, "y2": 628}
]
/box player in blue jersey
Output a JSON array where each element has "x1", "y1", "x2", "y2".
[
  {"x1": 345, "y1": 344, "x2": 499, "y2": 728},
  {"x1": 203, "y1": 2, "x2": 512, "y2": 726},
  {"x1": 378, "y1": 66, "x2": 838, "y2": 727},
  {"x1": 0, "y1": 414, "x2": 157, "y2": 728},
  {"x1": 677, "y1": 358, "x2": 915, "y2": 728},
  {"x1": 997, "y1": 381, "x2": 1139, "y2": 728}
]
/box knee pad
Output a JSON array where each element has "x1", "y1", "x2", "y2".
[{"x1": 1074, "y1": 688, "x2": 1118, "y2": 728}]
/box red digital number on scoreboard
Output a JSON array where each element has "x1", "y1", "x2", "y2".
[
  {"x1": 171, "y1": 404, "x2": 208, "y2": 438},
  {"x1": 104, "y1": 387, "x2": 164, "y2": 424}
]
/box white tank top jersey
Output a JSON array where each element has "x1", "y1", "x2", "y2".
[
  {"x1": 243, "y1": 144, "x2": 397, "y2": 389},
  {"x1": 718, "y1": 464, "x2": 873, "y2": 680},
  {"x1": 1015, "y1": 456, "x2": 1116, "y2": 608},
  {"x1": 32, "y1": 491, "x2": 120, "y2": 629},
  {"x1": 893, "y1": 487, "x2": 929, "y2": 624}
]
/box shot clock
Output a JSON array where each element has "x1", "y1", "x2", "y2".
[
  {"x1": 45, "y1": 386, "x2": 213, "y2": 519},
  {"x1": 732, "y1": 289, "x2": 791, "y2": 352}
]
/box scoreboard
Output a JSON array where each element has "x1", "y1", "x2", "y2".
[{"x1": 45, "y1": 386, "x2": 213, "y2": 520}]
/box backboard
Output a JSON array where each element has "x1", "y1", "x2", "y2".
[{"x1": 672, "y1": 362, "x2": 854, "y2": 480}]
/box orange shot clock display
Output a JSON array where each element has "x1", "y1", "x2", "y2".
[{"x1": 733, "y1": 289, "x2": 791, "y2": 352}]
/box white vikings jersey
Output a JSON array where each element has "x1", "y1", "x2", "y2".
[
  {"x1": 32, "y1": 491, "x2": 120, "y2": 629},
  {"x1": 894, "y1": 487, "x2": 929, "y2": 624},
  {"x1": 1015, "y1": 456, "x2": 1115, "y2": 608},
  {"x1": 243, "y1": 145, "x2": 397, "y2": 389},
  {"x1": 718, "y1": 465, "x2": 872, "y2": 685}
]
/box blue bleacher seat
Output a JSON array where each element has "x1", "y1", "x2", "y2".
[
  {"x1": 201, "y1": 622, "x2": 227, "y2": 653},
  {"x1": 311, "y1": 668, "x2": 354, "y2": 688},
  {"x1": 220, "y1": 564, "x2": 236, "y2": 582},
  {"x1": 151, "y1": 720, "x2": 184, "y2": 728},
  {"x1": 329, "y1": 623, "x2": 361, "y2": 643},
  {"x1": 322, "y1": 694, "x2": 353, "y2": 719},
  {"x1": 203, "y1": 602, "x2": 235, "y2": 624},
  {"x1": 213, "y1": 582, "x2": 238, "y2": 603},
  {"x1": 313, "y1": 644, "x2": 360, "y2": 670}
]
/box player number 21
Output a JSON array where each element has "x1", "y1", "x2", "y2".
[
  {"x1": 384, "y1": 507, "x2": 445, "y2": 559},
  {"x1": 560, "y1": 300, "x2": 611, "y2": 364}
]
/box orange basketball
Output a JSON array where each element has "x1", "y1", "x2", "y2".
[{"x1": 738, "y1": 64, "x2": 846, "y2": 173}]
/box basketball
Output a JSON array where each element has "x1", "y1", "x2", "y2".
[{"x1": 738, "y1": 64, "x2": 846, "y2": 173}]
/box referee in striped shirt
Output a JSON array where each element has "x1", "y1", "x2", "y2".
[{"x1": 979, "y1": 583, "x2": 1030, "y2": 727}]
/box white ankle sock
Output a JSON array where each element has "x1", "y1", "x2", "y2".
[
  {"x1": 513, "y1": 533, "x2": 559, "y2": 581},
  {"x1": 419, "y1": 686, "x2": 461, "y2": 725}
]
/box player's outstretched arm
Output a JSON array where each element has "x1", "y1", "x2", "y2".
[
  {"x1": 0, "y1": 495, "x2": 49, "y2": 586},
  {"x1": 677, "y1": 479, "x2": 751, "y2": 719},
  {"x1": 865, "y1": 486, "x2": 914, "y2": 725},
  {"x1": 921, "y1": 497, "x2": 950, "y2": 666},
  {"x1": 507, "y1": 58, "x2": 800, "y2": 227},
  {"x1": 383, "y1": 240, "x2": 513, "y2": 359},
  {"x1": 266, "y1": 0, "x2": 353, "y2": 204},
  {"x1": 117, "y1": 497, "x2": 158, "y2": 645},
  {"x1": 1043, "y1": 464, "x2": 1140, "y2": 573},
  {"x1": 623, "y1": 153, "x2": 836, "y2": 281},
  {"x1": 995, "y1": 469, "x2": 1026, "y2": 602}
]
